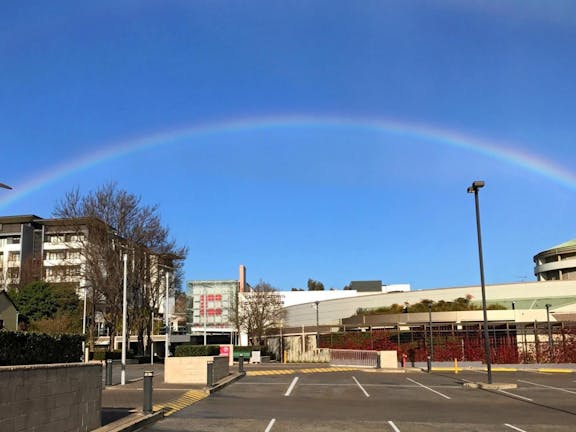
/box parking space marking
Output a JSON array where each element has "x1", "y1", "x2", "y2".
[
  {"x1": 504, "y1": 424, "x2": 528, "y2": 432},
  {"x1": 406, "y1": 378, "x2": 451, "y2": 399},
  {"x1": 388, "y1": 420, "x2": 401, "y2": 431},
  {"x1": 499, "y1": 389, "x2": 533, "y2": 402},
  {"x1": 264, "y1": 418, "x2": 276, "y2": 432},
  {"x1": 352, "y1": 376, "x2": 370, "y2": 397},
  {"x1": 519, "y1": 379, "x2": 576, "y2": 395},
  {"x1": 284, "y1": 376, "x2": 299, "y2": 396}
]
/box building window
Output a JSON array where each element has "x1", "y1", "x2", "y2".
[
  {"x1": 66, "y1": 233, "x2": 84, "y2": 242},
  {"x1": 67, "y1": 250, "x2": 81, "y2": 260},
  {"x1": 46, "y1": 235, "x2": 65, "y2": 244},
  {"x1": 8, "y1": 252, "x2": 19, "y2": 262},
  {"x1": 45, "y1": 251, "x2": 66, "y2": 260}
]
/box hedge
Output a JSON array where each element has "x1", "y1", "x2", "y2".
[
  {"x1": 0, "y1": 331, "x2": 83, "y2": 365},
  {"x1": 92, "y1": 350, "x2": 133, "y2": 361},
  {"x1": 174, "y1": 344, "x2": 221, "y2": 357}
]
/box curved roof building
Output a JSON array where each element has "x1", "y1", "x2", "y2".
[{"x1": 533, "y1": 239, "x2": 576, "y2": 281}]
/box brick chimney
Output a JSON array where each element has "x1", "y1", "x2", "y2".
[{"x1": 239, "y1": 265, "x2": 246, "y2": 293}]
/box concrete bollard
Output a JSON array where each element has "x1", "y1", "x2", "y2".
[
  {"x1": 207, "y1": 362, "x2": 214, "y2": 387},
  {"x1": 106, "y1": 359, "x2": 113, "y2": 386},
  {"x1": 143, "y1": 371, "x2": 153, "y2": 413},
  {"x1": 239, "y1": 354, "x2": 244, "y2": 373}
]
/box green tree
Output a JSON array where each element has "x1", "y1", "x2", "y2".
[
  {"x1": 9, "y1": 282, "x2": 58, "y2": 322},
  {"x1": 307, "y1": 278, "x2": 325, "y2": 291},
  {"x1": 9, "y1": 282, "x2": 82, "y2": 333}
]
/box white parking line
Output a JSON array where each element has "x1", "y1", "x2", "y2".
[
  {"x1": 264, "y1": 418, "x2": 276, "y2": 432},
  {"x1": 406, "y1": 378, "x2": 451, "y2": 399},
  {"x1": 284, "y1": 377, "x2": 299, "y2": 397},
  {"x1": 519, "y1": 379, "x2": 576, "y2": 395},
  {"x1": 499, "y1": 389, "x2": 533, "y2": 402},
  {"x1": 504, "y1": 424, "x2": 527, "y2": 432},
  {"x1": 352, "y1": 376, "x2": 370, "y2": 397},
  {"x1": 388, "y1": 420, "x2": 401, "y2": 431}
]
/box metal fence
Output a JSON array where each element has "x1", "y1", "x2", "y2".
[
  {"x1": 330, "y1": 349, "x2": 379, "y2": 368},
  {"x1": 319, "y1": 321, "x2": 576, "y2": 364}
]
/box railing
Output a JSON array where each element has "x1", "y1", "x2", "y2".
[{"x1": 330, "y1": 349, "x2": 379, "y2": 368}]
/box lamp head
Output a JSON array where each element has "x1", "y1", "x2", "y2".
[{"x1": 467, "y1": 180, "x2": 485, "y2": 193}]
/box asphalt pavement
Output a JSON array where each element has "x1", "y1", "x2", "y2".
[{"x1": 136, "y1": 364, "x2": 576, "y2": 432}]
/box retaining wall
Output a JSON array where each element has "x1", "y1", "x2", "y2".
[{"x1": 0, "y1": 363, "x2": 101, "y2": 432}]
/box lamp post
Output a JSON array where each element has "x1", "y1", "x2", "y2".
[
  {"x1": 279, "y1": 321, "x2": 284, "y2": 363},
  {"x1": 82, "y1": 286, "x2": 88, "y2": 362},
  {"x1": 0, "y1": 182, "x2": 12, "y2": 190},
  {"x1": 467, "y1": 180, "x2": 492, "y2": 384},
  {"x1": 545, "y1": 304, "x2": 553, "y2": 349},
  {"x1": 204, "y1": 285, "x2": 208, "y2": 346},
  {"x1": 121, "y1": 253, "x2": 128, "y2": 385},
  {"x1": 314, "y1": 301, "x2": 320, "y2": 348},
  {"x1": 165, "y1": 270, "x2": 171, "y2": 359},
  {"x1": 428, "y1": 303, "x2": 434, "y2": 364}
]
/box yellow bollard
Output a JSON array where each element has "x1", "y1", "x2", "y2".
[{"x1": 454, "y1": 358, "x2": 458, "y2": 374}]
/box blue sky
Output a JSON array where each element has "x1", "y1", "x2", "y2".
[{"x1": 1, "y1": 1, "x2": 576, "y2": 291}]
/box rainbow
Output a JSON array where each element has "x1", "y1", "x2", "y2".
[{"x1": 1, "y1": 115, "x2": 575, "y2": 208}]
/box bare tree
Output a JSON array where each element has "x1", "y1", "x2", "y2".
[
  {"x1": 53, "y1": 183, "x2": 187, "y2": 353},
  {"x1": 232, "y1": 280, "x2": 284, "y2": 346}
]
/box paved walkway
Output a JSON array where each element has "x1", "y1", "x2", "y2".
[{"x1": 101, "y1": 363, "x2": 205, "y2": 425}]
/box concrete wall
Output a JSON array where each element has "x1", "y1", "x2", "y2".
[
  {"x1": 164, "y1": 355, "x2": 229, "y2": 384},
  {"x1": 284, "y1": 280, "x2": 576, "y2": 326},
  {"x1": 0, "y1": 363, "x2": 101, "y2": 432},
  {"x1": 379, "y1": 351, "x2": 398, "y2": 368}
]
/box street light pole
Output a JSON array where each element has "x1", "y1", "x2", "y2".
[
  {"x1": 545, "y1": 304, "x2": 553, "y2": 349},
  {"x1": 203, "y1": 285, "x2": 208, "y2": 346},
  {"x1": 165, "y1": 270, "x2": 170, "y2": 359},
  {"x1": 121, "y1": 253, "x2": 128, "y2": 385},
  {"x1": 0, "y1": 182, "x2": 12, "y2": 190},
  {"x1": 82, "y1": 286, "x2": 88, "y2": 362},
  {"x1": 428, "y1": 303, "x2": 434, "y2": 364},
  {"x1": 280, "y1": 321, "x2": 284, "y2": 363},
  {"x1": 314, "y1": 301, "x2": 320, "y2": 348},
  {"x1": 467, "y1": 180, "x2": 492, "y2": 384}
]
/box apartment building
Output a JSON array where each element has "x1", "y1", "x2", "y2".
[{"x1": 0, "y1": 215, "x2": 94, "y2": 290}]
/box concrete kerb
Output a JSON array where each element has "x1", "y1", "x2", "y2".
[
  {"x1": 463, "y1": 382, "x2": 518, "y2": 390},
  {"x1": 92, "y1": 411, "x2": 164, "y2": 432},
  {"x1": 363, "y1": 367, "x2": 422, "y2": 374},
  {"x1": 420, "y1": 366, "x2": 576, "y2": 374},
  {"x1": 207, "y1": 371, "x2": 246, "y2": 394}
]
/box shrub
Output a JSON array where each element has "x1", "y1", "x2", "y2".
[
  {"x1": 92, "y1": 350, "x2": 126, "y2": 361},
  {"x1": 0, "y1": 331, "x2": 83, "y2": 365},
  {"x1": 175, "y1": 345, "x2": 220, "y2": 357}
]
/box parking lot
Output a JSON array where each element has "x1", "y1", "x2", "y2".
[{"x1": 142, "y1": 367, "x2": 576, "y2": 432}]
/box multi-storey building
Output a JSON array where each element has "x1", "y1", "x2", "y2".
[
  {"x1": 186, "y1": 265, "x2": 247, "y2": 344},
  {"x1": 0, "y1": 215, "x2": 95, "y2": 290},
  {"x1": 533, "y1": 239, "x2": 576, "y2": 281}
]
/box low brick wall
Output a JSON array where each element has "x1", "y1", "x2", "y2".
[
  {"x1": 165, "y1": 355, "x2": 229, "y2": 384},
  {"x1": 0, "y1": 363, "x2": 101, "y2": 432}
]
